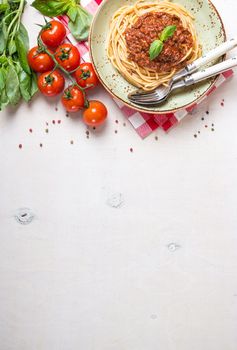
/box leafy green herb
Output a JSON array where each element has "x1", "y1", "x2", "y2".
[
  {"x1": 0, "y1": 89, "x2": 9, "y2": 110},
  {"x1": 30, "y1": 73, "x2": 38, "y2": 97},
  {"x1": 149, "y1": 25, "x2": 177, "y2": 61},
  {"x1": 18, "y1": 68, "x2": 32, "y2": 102},
  {"x1": 6, "y1": 64, "x2": 21, "y2": 105},
  {"x1": 31, "y1": 0, "x2": 71, "y2": 17},
  {"x1": 0, "y1": 68, "x2": 6, "y2": 91},
  {"x1": 68, "y1": 6, "x2": 92, "y2": 41},
  {"x1": 31, "y1": 0, "x2": 92, "y2": 42},
  {"x1": 67, "y1": 6, "x2": 78, "y2": 22},
  {"x1": 149, "y1": 40, "x2": 164, "y2": 61},
  {"x1": 0, "y1": 22, "x2": 7, "y2": 54},
  {"x1": 8, "y1": 39, "x2": 17, "y2": 55},
  {"x1": 160, "y1": 25, "x2": 177, "y2": 42},
  {"x1": 0, "y1": 0, "x2": 38, "y2": 111},
  {"x1": 15, "y1": 24, "x2": 31, "y2": 74},
  {"x1": 0, "y1": 4, "x2": 9, "y2": 13}
]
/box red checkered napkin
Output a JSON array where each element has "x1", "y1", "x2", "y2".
[{"x1": 57, "y1": 0, "x2": 234, "y2": 138}]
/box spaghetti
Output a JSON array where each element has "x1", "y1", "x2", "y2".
[{"x1": 107, "y1": 0, "x2": 201, "y2": 91}]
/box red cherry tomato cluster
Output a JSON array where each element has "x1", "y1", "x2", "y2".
[{"x1": 27, "y1": 20, "x2": 107, "y2": 127}]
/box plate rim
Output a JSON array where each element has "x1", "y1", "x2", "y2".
[{"x1": 89, "y1": 0, "x2": 226, "y2": 115}]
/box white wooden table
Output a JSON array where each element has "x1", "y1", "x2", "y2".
[{"x1": 1, "y1": 1, "x2": 237, "y2": 349}]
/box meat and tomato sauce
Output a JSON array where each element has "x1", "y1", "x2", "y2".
[{"x1": 125, "y1": 12, "x2": 193, "y2": 72}]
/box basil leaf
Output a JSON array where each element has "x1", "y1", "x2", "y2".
[
  {"x1": 149, "y1": 39, "x2": 163, "y2": 61},
  {"x1": 6, "y1": 65, "x2": 21, "y2": 105},
  {"x1": 14, "y1": 62, "x2": 22, "y2": 75},
  {"x1": 15, "y1": 25, "x2": 31, "y2": 74},
  {"x1": 8, "y1": 39, "x2": 17, "y2": 55},
  {"x1": 0, "y1": 4, "x2": 9, "y2": 13},
  {"x1": 160, "y1": 25, "x2": 177, "y2": 42},
  {"x1": 67, "y1": 6, "x2": 78, "y2": 22},
  {"x1": 68, "y1": 6, "x2": 92, "y2": 41},
  {"x1": 0, "y1": 22, "x2": 7, "y2": 54},
  {"x1": 0, "y1": 55, "x2": 7, "y2": 64},
  {"x1": 0, "y1": 68, "x2": 6, "y2": 91},
  {"x1": 31, "y1": 0, "x2": 72, "y2": 17},
  {"x1": 18, "y1": 69, "x2": 32, "y2": 102},
  {"x1": 0, "y1": 88, "x2": 9, "y2": 111},
  {"x1": 30, "y1": 72, "x2": 38, "y2": 97},
  {"x1": 18, "y1": 23, "x2": 30, "y2": 49},
  {"x1": 17, "y1": 63, "x2": 38, "y2": 101},
  {"x1": 0, "y1": 67, "x2": 7, "y2": 110}
]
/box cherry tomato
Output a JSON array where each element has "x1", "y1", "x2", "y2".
[
  {"x1": 74, "y1": 63, "x2": 99, "y2": 89},
  {"x1": 55, "y1": 44, "x2": 80, "y2": 72},
  {"x1": 61, "y1": 85, "x2": 85, "y2": 112},
  {"x1": 27, "y1": 46, "x2": 54, "y2": 73},
  {"x1": 40, "y1": 20, "x2": 66, "y2": 49},
  {"x1": 37, "y1": 70, "x2": 65, "y2": 97},
  {"x1": 83, "y1": 100, "x2": 108, "y2": 126}
]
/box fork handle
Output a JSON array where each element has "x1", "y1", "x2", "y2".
[
  {"x1": 187, "y1": 38, "x2": 237, "y2": 72},
  {"x1": 184, "y1": 56, "x2": 236, "y2": 85}
]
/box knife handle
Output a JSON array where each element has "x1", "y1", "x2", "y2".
[
  {"x1": 185, "y1": 56, "x2": 236, "y2": 85},
  {"x1": 187, "y1": 38, "x2": 237, "y2": 72}
]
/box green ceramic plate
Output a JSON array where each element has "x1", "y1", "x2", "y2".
[{"x1": 89, "y1": 0, "x2": 226, "y2": 114}]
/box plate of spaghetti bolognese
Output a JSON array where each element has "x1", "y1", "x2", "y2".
[{"x1": 89, "y1": 0, "x2": 226, "y2": 114}]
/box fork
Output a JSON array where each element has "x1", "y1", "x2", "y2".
[
  {"x1": 128, "y1": 37, "x2": 237, "y2": 105},
  {"x1": 129, "y1": 56, "x2": 237, "y2": 106}
]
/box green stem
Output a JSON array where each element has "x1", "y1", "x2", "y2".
[
  {"x1": 7, "y1": 13, "x2": 19, "y2": 37},
  {"x1": 12, "y1": 0, "x2": 25, "y2": 37},
  {"x1": 6, "y1": 0, "x2": 25, "y2": 47},
  {"x1": 67, "y1": 66, "x2": 79, "y2": 74},
  {"x1": 3, "y1": 10, "x2": 18, "y2": 23}
]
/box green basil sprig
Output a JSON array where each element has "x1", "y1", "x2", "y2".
[
  {"x1": 31, "y1": 0, "x2": 92, "y2": 42},
  {"x1": 149, "y1": 25, "x2": 177, "y2": 61},
  {"x1": 149, "y1": 40, "x2": 164, "y2": 61},
  {"x1": 160, "y1": 25, "x2": 177, "y2": 42},
  {"x1": 0, "y1": 0, "x2": 38, "y2": 111}
]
